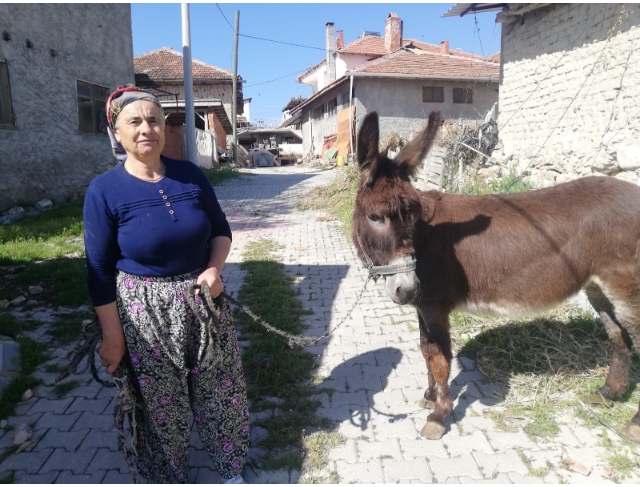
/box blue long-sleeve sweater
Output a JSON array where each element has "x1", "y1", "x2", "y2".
[{"x1": 83, "y1": 156, "x2": 232, "y2": 307}]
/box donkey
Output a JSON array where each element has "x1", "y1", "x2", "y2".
[{"x1": 352, "y1": 110, "x2": 640, "y2": 441}]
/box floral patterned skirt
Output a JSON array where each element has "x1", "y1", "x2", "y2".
[{"x1": 115, "y1": 269, "x2": 249, "y2": 483}]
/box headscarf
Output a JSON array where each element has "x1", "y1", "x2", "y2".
[{"x1": 105, "y1": 85, "x2": 164, "y2": 162}]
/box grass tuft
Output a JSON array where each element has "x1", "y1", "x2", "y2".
[
  {"x1": 201, "y1": 166, "x2": 243, "y2": 186},
  {"x1": 237, "y1": 239, "x2": 337, "y2": 474},
  {"x1": 298, "y1": 165, "x2": 358, "y2": 236}
]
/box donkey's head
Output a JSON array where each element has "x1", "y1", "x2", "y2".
[{"x1": 352, "y1": 110, "x2": 442, "y2": 305}]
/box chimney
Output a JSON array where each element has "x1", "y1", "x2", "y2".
[
  {"x1": 326, "y1": 22, "x2": 336, "y2": 84},
  {"x1": 385, "y1": 13, "x2": 403, "y2": 53},
  {"x1": 440, "y1": 40, "x2": 449, "y2": 55},
  {"x1": 291, "y1": 97, "x2": 295, "y2": 101},
  {"x1": 298, "y1": 95, "x2": 302, "y2": 99},
  {"x1": 336, "y1": 30, "x2": 344, "y2": 50}
]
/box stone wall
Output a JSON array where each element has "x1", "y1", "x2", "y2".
[
  {"x1": 354, "y1": 77, "x2": 499, "y2": 145},
  {"x1": 491, "y1": 3, "x2": 640, "y2": 187},
  {"x1": 0, "y1": 4, "x2": 134, "y2": 211}
]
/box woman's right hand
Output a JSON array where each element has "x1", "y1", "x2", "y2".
[{"x1": 99, "y1": 333, "x2": 126, "y2": 374}]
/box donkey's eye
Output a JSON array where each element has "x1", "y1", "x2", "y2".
[{"x1": 368, "y1": 214, "x2": 384, "y2": 223}]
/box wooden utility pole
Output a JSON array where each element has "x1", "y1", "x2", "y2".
[{"x1": 231, "y1": 11, "x2": 240, "y2": 164}]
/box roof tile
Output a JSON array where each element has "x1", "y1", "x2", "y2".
[{"x1": 134, "y1": 47, "x2": 237, "y2": 81}]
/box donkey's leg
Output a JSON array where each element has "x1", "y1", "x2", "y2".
[
  {"x1": 417, "y1": 308, "x2": 453, "y2": 440},
  {"x1": 418, "y1": 314, "x2": 437, "y2": 410},
  {"x1": 584, "y1": 283, "x2": 631, "y2": 399},
  {"x1": 591, "y1": 271, "x2": 640, "y2": 442}
]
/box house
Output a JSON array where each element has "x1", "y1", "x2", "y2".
[
  {"x1": 134, "y1": 47, "x2": 244, "y2": 156},
  {"x1": 292, "y1": 14, "x2": 500, "y2": 158},
  {"x1": 443, "y1": 3, "x2": 640, "y2": 187},
  {"x1": 0, "y1": 4, "x2": 135, "y2": 212}
]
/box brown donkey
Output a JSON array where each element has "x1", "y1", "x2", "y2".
[{"x1": 352, "y1": 110, "x2": 640, "y2": 441}]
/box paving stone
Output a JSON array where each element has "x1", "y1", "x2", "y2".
[
  {"x1": 0, "y1": 448, "x2": 53, "y2": 474},
  {"x1": 6, "y1": 412, "x2": 43, "y2": 428},
  {"x1": 65, "y1": 397, "x2": 111, "y2": 415},
  {"x1": 54, "y1": 469, "x2": 107, "y2": 483},
  {"x1": 327, "y1": 438, "x2": 357, "y2": 463},
  {"x1": 71, "y1": 412, "x2": 114, "y2": 432},
  {"x1": 39, "y1": 447, "x2": 96, "y2": 475},
  {"x1": 34, "y1": 411, "x2": 81, "y2": 432},
  {"x1": 334, "y1": 459, "x2": 385, "y2": 483},
  {"x1": 507, "y1": 472, "x2": 545, "y2": 484},
  {"x1": 330, "y1": 390, "x2": 370, "y2": 408},
  {"x1": 195, "y1": 467, "x2": 223, "y2": 483},
  {"x1": 457, "y1": 356, "x2": 476, "y2": 371},
  {"x1": 399, "y1": 438, "x2": 449, "y2": 460},
  {"x1": 243, "y1": 468, "x2": 290, "y2": 484},
  {"x1": 473, "y1": 449, "x2": 529, "y2": 477},
  {"x1": 84, "y1": 448, "x2": 130, "y2": 474},
  {"x1": 317, "y1": 405, "x2": 354, "y2": 422},
  {"x1": 459, "y1": 473, "x2": 513, "y2": 483},
  {"x1": 484, "y1": 430, "x2": 537, "y2": 452},
  {"x1": 443, "y1": 430, "x2": 494, "y2": 455},
  {"x1": 78, "y1": 428, "x2": 119, "y2": 451},
  {"x1": 13, "y1": 470, "x2": 59, "y2": 483},
  {"x1": 372, "y1": 417, "x2": 419, "y2": 440},
  {"x1": 27, "y1": 398, "x2": 73, "y2": 415},
  {"x1": 190, "y1": 448, "x2": 212, "y2": 468},
  {"x1": 429, "y1": 453, "x2": 483, "y2": 483},
  {"x1": 102, "y1": 470, "x2": 135, "y2": 483},
  {"x1": 452, "y1": 370, "x2": 487, "y2": 385},
  {"x1": 14, "y1": 398, "x2": 38, "y2": 416},
  {"x1": 33, "y1": 428, "x2": 89, "y2": 452},
  {"x1": 381, "y1": 458, "x2": 432, "y2": 483},
  {"x1": 357, "y1": 438, "x2": 403, "y2": 462}
]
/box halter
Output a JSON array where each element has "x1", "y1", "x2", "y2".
[{"x1": 356, "y1": 232, "x2": 417, "y2": 282}]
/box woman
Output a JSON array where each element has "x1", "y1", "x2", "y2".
[{"x1": 83, "y1": 86, "x2": 249, "y2": 483}]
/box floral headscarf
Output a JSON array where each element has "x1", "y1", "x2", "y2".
[{"x1": 105, "y1": 86, "x2": 164, "y2": 162}]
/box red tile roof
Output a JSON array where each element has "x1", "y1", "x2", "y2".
[
  {"x1": 352, "y1": 46, "x2": 499, "y2": 79},
  {"x1": 134, "y1": 47, "x2": 237, "y2": 81}
]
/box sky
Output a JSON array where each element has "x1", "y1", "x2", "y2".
[{"x1": 131, "y1": 3, "x2": 501, "y2": 126}]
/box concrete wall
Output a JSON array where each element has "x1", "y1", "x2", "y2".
[
  {"x1": 353, "y1": 77, "x2": 498, "y2": 143},
  {"x1": 492, "y1": 3, "x2": 640, "y2": 187},
  {"x1": 300, "y1": 86, "x2": 351, "y2": 157},
  {"x1": 0, "y1": 4, "x2": 134, "y2": 211}
]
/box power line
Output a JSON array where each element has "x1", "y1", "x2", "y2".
[
  {"x1": 239, "y1": 33, "x2": 331, "y2": 53},
  {"x1": 246, "y1": 68, "x2": 311, "y2": 88},
  {"x1": 216, "y1": 4, "x2": 235, "y2": 32}
]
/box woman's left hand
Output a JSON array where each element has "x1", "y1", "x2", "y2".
[{"x1": 197, "y1": 267, "x2": 224, "y2": 298}]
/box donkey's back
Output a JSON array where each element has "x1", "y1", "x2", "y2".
[{"x1": 416, "y1": 176, "x2": 640, "y2": 315}]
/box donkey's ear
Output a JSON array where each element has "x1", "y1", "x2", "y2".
[
  {"x1": 357, "y1": 112, "x2": 380, "y2": 185},
  {"x1": 395, "y1": 110, "x2": 442, "y2": 178}
]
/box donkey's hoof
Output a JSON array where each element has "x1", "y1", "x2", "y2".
[
  {"x1": 420, "y1": 421, "x2": 446, "y2": 440},
  {"x1": 418, "y1": 398, "x2": 436, "y2": 410},
  {"x1": 597, "y1": 385, "x2": 625, "y2": 401},
  {"x1": 622, "y1": 423, "x2": 640, "y2": 443}
]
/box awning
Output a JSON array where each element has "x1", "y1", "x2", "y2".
[{"x1": 159, "y1": 99, "x2": 233, "y2": 135}]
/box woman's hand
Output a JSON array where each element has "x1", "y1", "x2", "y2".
[
  {"x1": 99, "y1": 333, "x2": 126, "y2": 374},
  {"x1": 197, "y1": 267, "x2": 223, "y2": 298}
]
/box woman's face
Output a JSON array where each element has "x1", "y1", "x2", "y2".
[{"x1": 113, "y1": 100, "x2": 165, "y2": 162}]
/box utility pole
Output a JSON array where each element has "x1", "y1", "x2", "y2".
[
  {"x1": 182, "y1": 3, "x2": 197, "y2": 164},
  {"x1": 231, "y1": 10, "x2": 240, "y2": 164}
]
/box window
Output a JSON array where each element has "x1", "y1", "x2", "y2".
[
  {"x1": 453, "y1": 88, "x2": 473, "y2": 104},
  {"x1": 0, "y1": 60, "x2": 15, "y2": 128},
  {"x1": 314, "y1": 105, "x2": 323, "y2": 120},
  {"x1": 422, "y1": 86, "x2": 444, "y2": 103},
  {"x1": 76, "y1": 80, "x2": 109, "y2": 134},
  {"x1": 327, "y1": 98, "x2": 338, "y2": 116}
]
